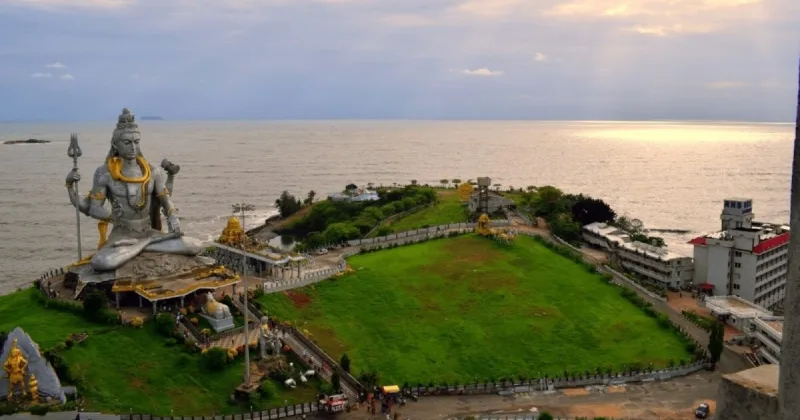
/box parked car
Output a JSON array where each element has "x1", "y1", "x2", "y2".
[
  {"x1": 315, "y1": 249, "x2": 328, "y2": 255},
  {"x1": 695, "y1": 402, "x2": 710, "y2": 418}
]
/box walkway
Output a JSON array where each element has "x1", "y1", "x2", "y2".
[
  {"x1": 208, "y1": 328, "x2": 260, "y2": 350},
  {"x1": 279, "y1": 330, "x2": 360, "y2": 401}
]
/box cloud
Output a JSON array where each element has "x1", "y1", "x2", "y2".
[
  {"x1": 45, "y1": 62, "x2": 66, "y2": 68},
  {"x1": 457, "y1": 67, "x2": 505, "y2": 77},
  {"x1": 9, "y1": 0, "x2": 133, "y2": 9},
  {"x1": 30, "y1": 72, "x2": 53, "y2": 78},
  {"x1": 380, "y1": 14, "x2": 436, "y2": 27},
  {"x1": 535, "y1": 52, "x2": 548, "y2": 62},
  {"x1": 543, "y1": 0, "x2": 769, "y2": 34},
  {"x1": 60, "y1": 74, "x2": 75, "y2": 80}
]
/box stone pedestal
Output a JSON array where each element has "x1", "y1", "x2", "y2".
[
  {"x1": 199, "y1": 313, "x2": 235, "y2": 332},
  {"x1": 716, "y1": 365, "x2": 779, "y2": 420}
]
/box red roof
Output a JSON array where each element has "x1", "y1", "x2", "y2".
[
  {"x1": 699, "y1": 283, "x2": 714, "y2": 291},
  {"x1": 753, "y1": 232, "x2": 790, "y2": 254},
  {"x1": 688, "y1": 236, "x2": 707, "y2": 246}
]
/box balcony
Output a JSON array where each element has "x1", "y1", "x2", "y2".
[
  {"x1": 621, "y1": 261, "x2": 668, "y2": 283},
  {"x1": 754, "y1": 331, "x2": 781, "y2": 355}
]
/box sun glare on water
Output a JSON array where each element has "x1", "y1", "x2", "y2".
[{"x1": 579, "y1": 123, "x2": 782, "y2": 144}]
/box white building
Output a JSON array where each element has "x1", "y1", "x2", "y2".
[
  {"x1": 327, "y1": 188, "x2": 379, "y2": 203},
  {"x1": 690, "y1": 198, "x2": 790, "y2": 310},
  {"x1": 750, "y1": 316, "x2": 783, "y2": 365},
  {"x1": 583, "y1": 222, "x2": 694, "y2": 289},
  {"x1": 704, "y1": 295, "x2": 772, "y2": 334}
]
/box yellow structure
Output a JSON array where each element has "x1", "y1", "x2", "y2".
[
  {"x1": 28, "y1": 374, "x2": 38, "y2": 402},
  {"x1": 3, "y1": 339, "x2": 28, "y2": 400},
  {"x1": 475, "y1": 213, "x2": 515, "y2": 244},
  {"x1": 458, "y1": 182, "x2": 474, "y2": 202},
  {"x1": 218, "y1": 216, "x2": 246, "y2": 246}
]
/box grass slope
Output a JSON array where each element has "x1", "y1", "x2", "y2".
[
  {"x1": 381, "y1": 191, "x2": 467, "y2": 234},
  {"x1": 258, "y1": 235, "x2": 691, "y2": 384},
  {"x1": 0, "y1": 288, "x2": 108, "y2": 349},
  {"x1": 62, "y1": 324, "x2": 319, "y2": 415}
]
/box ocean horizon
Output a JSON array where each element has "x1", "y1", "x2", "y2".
[{"x1": 0, "y1": 119, "x2": 793, "y2": 294}]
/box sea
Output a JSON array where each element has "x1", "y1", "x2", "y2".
[{"x1": 0, "y1": 120, "x2": 793, "y2": 294}]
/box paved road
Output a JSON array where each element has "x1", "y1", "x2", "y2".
[
  {"x1": 279, "y1": 330, "x2": 360, "y2": 401},
  {"x1": 317, "y1": 371, "x2": 720, "y2": 420}
]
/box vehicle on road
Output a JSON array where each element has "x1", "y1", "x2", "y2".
[
  {"x1": 319, "y1": 393, "x2": 349, "y2": 413},
  {"x1": 695, "y1": 402, "x2": 711, "y2": 418}
]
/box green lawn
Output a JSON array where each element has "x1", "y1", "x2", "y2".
[
  {"x1": 378, "y1": 191, "x2": 467, "y2": 235},
  {"x1": 0, "y1": 288, "x2": 108, "y2": 349},
  {"x1": 257, "y1": 235, "x2": 692, "y2": 384},
  {"x1": 62, "y1": 324, "x2": 320, "y2": 415}
]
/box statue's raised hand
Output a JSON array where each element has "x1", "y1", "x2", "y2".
[{"x1": 65, "y1": 168, "x2": 81, "y2": 186}]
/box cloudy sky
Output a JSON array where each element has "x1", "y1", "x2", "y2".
[{"x1": 2, "y1": 0, "x2": 798, "y2": 121}]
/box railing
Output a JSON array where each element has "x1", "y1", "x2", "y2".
[
  {"x1": 123, "y1": 402, "x2": 322, "y2": 420},
  {"x1": 179, "y1": 316, "x2": 207, "y2": 344},
  {"x1": 399, "y1": 360, "x2": 709, "y2": 397}
]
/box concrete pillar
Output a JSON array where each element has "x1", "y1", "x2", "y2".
[
  {"x1": 139, "y1": 295, "x2": 143, "y2": 308},
  {"x1": 780, "y1": 59, "x2": 800, "y2": 420},
  {"x1": 232, "y1": 284, "x2": 237, "y2": 296},
  {"x1": 115, "y1": 292, "x2": 120, "y2": 309},
  {"x1": 152, "y1": 301, "x2": 157, "y2": 316},
  {"x1": 180, "y1": 296, "x2": 185, "y2": 308}
]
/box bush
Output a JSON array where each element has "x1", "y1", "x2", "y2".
[
  {"x1": 155, "y1": 313, "x2": 176, "y2": 337},
  {"x1": 340, "y1": 353, "x2": 351, "y2": 373},
  {"x1": 164, "y1": 338, "x2": 178, "y2": 347},
  {"x1": 130, "y1": 316, "x2": 144, "y2": 328},
  {"x1": 202, "y1": 347, "x2": 229, "y2": 371},
  {"x1": 29, "y1": 405, "x2": 50, "y2": 416},
  {"x1": 538, "y1": 412, "x2": 554, "y2": 420},
  {"x1": 83, "y1": 289, "x2": 108, "y2": 317},
  {"x1": 259, "y1": 380, "x2": 278, "y2": 399}
]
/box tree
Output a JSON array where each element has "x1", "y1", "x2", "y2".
[
  {"x1": 202, "y1": 347, "x2": 229, "y2": 371},
  {"x1": 83, "y1": 289, "x2": 108, "y2": 318},
  {"x1": 458, "y1": 183, "x2": 474, "y2": 202},
  {"x1": 304, "y1": 190, "x2": 316, "y2": 207},
  {"x1": 322, "y1": 222, "x2": 360, "y2": 244},
  {"x1": 570, "y1": 195, "x2": 617, "y2": 226},
  {"x1": 275, "y1": 190, "x2": 302, "y2": 218},
  {"x1": 305, "y1": 232, "x2": 325, "y2": 250},
  {"x1": 340, "y1": 353, "x2": 351, "y2": 373},
  {"x1": 358, "y1": 371, "x2": 380, "y2": 389},
  {"x1": 410, "y1": 179, "x2": 418, "y2": 186},
  {"x1": 345, "y1": 183, "x2": 358, "y2": 192},
  {"x1": 493, "y1": 183, "x2": 501, "y2": 191},
  {"x1": 708, "y1": 323, "x2": 724, "y2": 364},
  {"x1": 440, "y1": 179, "x2": 449, "y2": 188},
  {"x1": 538, "y1": 412, "x2": 554, "y2": 420},
  {"x1": 526, "y1": 185, "x2": 536, "y2": 192},
  {"x1": 549, "y1": 212, "x2": 582, "y2": 242},
  {"x1": 451, "y1": 178, "x2": 461, "y2": 186},
  {"x1": 155, "y1": 312, "x2": 176, "y2": 337},
  {"x1": 331, "y1": 372, "x2": 341, "y2": 392}
]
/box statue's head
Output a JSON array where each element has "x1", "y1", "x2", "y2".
[{"x1": 109, "y1": 108, "x2": 142, "y2": 161}]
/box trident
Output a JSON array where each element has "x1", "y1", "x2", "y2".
[{"x1": 67, "y1": 133, "x2": 83, "y2": 261}]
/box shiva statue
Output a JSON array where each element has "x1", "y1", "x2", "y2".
[{"x1": 65, "y1": 108, "x2": 203, "y2": 272}]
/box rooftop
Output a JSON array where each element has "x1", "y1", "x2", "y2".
[
  {"x1": 688, "y1": 229, "x2": 789, "y2": 254},
  {"x1": 754, "y1": 316, "x2": 784, "y2": 341},
  {"x1": 584, "y1": 222, "x2": 689, "y2": 261},
  {"x1": 704, "y1": 295, "x2": 772, "y2": 319}
]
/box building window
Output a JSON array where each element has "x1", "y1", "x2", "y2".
[
  {"x1": 734, "y1": 284, "x2": 740, "y2": 290},
  {"x1": 735, "y1": 262, "x2": 741, "y2": 268},
  {"x1": 735, "y1": 251, "x2": 742, "y2": 257}
]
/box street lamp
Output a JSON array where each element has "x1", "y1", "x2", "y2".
[{"x1": 232, "y1": 202, "x2": 256, "y2": 384}]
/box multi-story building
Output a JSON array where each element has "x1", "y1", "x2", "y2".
[
  {"x1": 583, "y1": 222, "x2": 694, "y2": 289},
  {"x1": 750, "y1": 316, "x2": 783, "y2": 365},
  {"x1": 690, "y1": 198, "x2": 790, "y2": 310}
]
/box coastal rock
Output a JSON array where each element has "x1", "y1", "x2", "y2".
[{"x1": 3, "y1": 139, "x2": 51, "y2": 145}]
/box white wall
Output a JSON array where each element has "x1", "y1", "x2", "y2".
[{"x1": 707, "y1": 246, "x2": 731, "y2": 295}]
